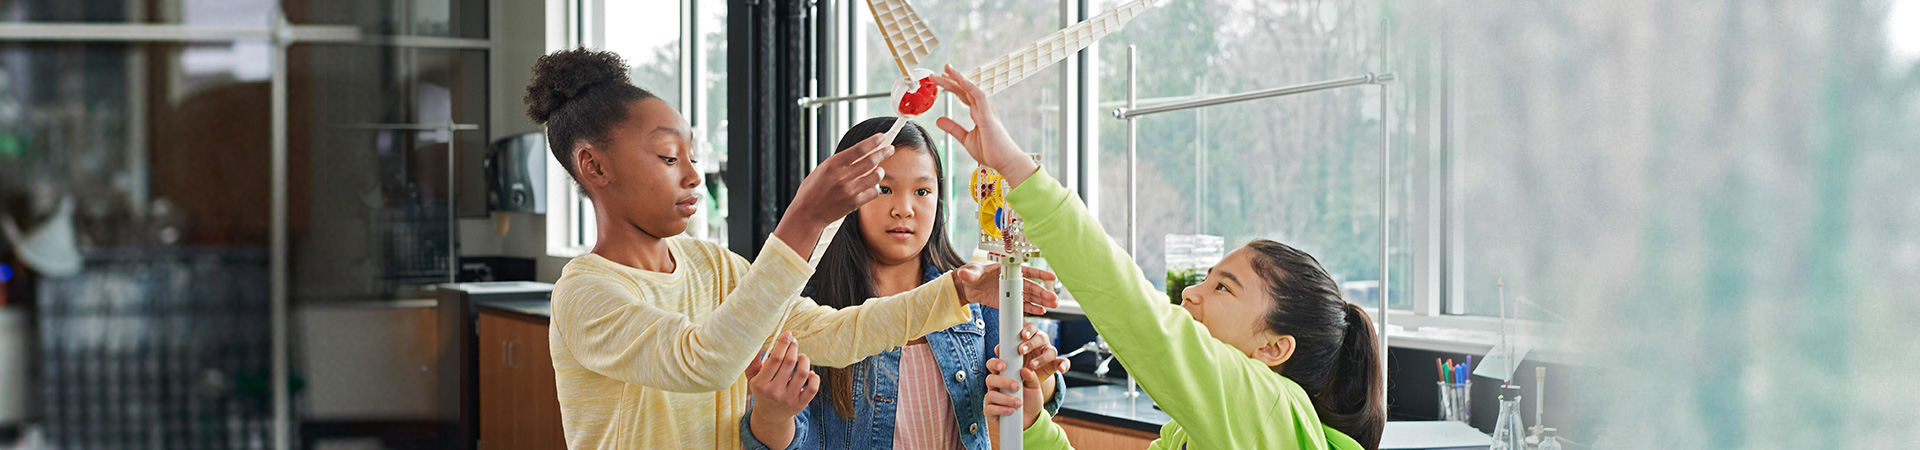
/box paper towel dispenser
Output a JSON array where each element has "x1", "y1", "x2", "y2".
[{"x1": 485, "y1": 132, "x2": 547, "y2": 214}]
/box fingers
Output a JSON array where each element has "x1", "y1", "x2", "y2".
[
  {"x1": 845, "y1": 166, "x2": 886, "y2": 207},
  {"x1": 983, "y1": 388, "x2": 1022, "y2": 417},
  {"x1": 745, "y1": 351, "x2": 765, "y2": 378},
  {"x1": 799, "y1": 371, "x2": 822, "y2": 401},
  {"x1": 1018, "y1": 266, "x2": 1058, "y2": 282},
  {"x1": 958, "y1": 263, "x2": 1057, "y2": 314},
  {"x1": 1020, "y1": 367, "x2": 1042, "y2": 388},
  {"x1": 849, "y1": 159, "x2": 887, "y2": 187},
  {"x1": 929, "y1": 75, "x2": 972, "y2": 108},
  {"x1": 950, "y1": 264, "x2": 980, "y2": 288},
  {"x1": 832, "y1": 133, "x2": 889, "y2": 164},
  {"x1": 1046, "y1": 356, "x2": 1072, "y2": 375},
  {"x1": 987, "y1": 371, "x2": 1023, "y2": 394},
  {"x1": 935, "y1": 64, "x2": 988, "y2": 106},
  {"x1": 1018, "y1": 325, "x2": 1063, "y2": 377},
  {"x1": 983, "y1": 371, "x2": 1025, "y2": 416},
  {"x1": 1018, "y1": 324, "x2": 1050, "y2": 358},
  {"x1": 1020, "y1": 278, "x2": 1058, "y2": 311},
  {"x1": 784, "y1": 353, "x2": 813, "y2": 393},
  {"x1": 856, "y1": 133, "x2": 892, "y2": 160},
  {"x1": 934, "y1": 117, "x2": 972, "y2": 143},
  {"x1": 755, "y1": 334, "x2": 792, "y2": 385},
  {"x1": 977, "y1": 262, "x2": 1002, "y2": 280},
  {"x1": 986, "y1": 356, "x2": 1005, "y2": 372},
  {"x1": 1030, "y1": 346, "x2": 1068, "y2": 376},
  {"x1": 770, "y1": 333, "x2": 800, "y2": 385},
  {"x1": 843, "y1": 143, "x2": 896, "y2": 175}
]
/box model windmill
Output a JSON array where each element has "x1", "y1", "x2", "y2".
[{"x1": 863, "y1": 1, "x2": 1166, "y2": 447}]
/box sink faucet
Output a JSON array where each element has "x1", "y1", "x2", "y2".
[{"x1": 1061, "y1": 336, "x2": 1138, "y2": 397}]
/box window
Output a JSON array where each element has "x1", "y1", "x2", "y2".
[
  {"x1": 548, "y1": 0, "x2": 730, "y2": 257},
  {"x1": 1086, "y1": 0, "x2": 1413, "y2": 311}
]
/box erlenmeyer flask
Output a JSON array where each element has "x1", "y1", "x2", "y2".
[{"x1": 1488, "y1": 385, "x2": 1528, "y2": 450}]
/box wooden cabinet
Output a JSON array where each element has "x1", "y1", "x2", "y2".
[
  {"x1": 1054, "y1": 416, "x2": 1157, "y2": 450},
  {"x1": 477, "y1": 311, "x2": 565, "y2": 450}
]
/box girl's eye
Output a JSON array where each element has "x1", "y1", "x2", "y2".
[
  {"x1": 915, "y1": 188, "x2": 933, "y2": 196},
  {"x1": 879, "y1": 186, "x2": 892, "y2": 194},
  {"x1": 1214, "y1": 282, "x2": 1230, "y2": 293},
  {"x1": 660, "y1": 156, "x2": 678, "y2": 165}
]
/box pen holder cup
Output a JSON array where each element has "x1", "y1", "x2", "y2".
[{"x1": 1437, "y1": 380, "x2": 1471, "y2": 422}]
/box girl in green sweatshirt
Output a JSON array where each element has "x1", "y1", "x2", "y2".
[{"x1": 928, "y1": 65, "x2": 1386, "y2": 450}]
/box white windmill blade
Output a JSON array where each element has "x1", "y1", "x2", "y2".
[
  {"x1": 867, "y1": 0, "x2": 942, "y2": 77},
  {"x1": 965, "y1": 0, "x2": 1165, "y2": 97}
]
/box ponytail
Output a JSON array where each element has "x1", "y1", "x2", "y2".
[
  {"x1": 1246, "y1": 239, "x2": 1386, "y2": 450},
  {"x1": 1313, "y1": 302, "x2": 1385, "y2": 450}
]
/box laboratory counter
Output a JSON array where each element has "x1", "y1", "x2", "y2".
[{"x1": 1053, "y1": 383, "x2": 1491, "y2": 449}]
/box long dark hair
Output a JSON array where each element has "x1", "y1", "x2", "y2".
[
  {"x1": 523, "y1": 47, "x2": 656, "y2": 197},
  {"x1": 1245, "y1": 239, "x2": 1385, "y2": 450},
  {"x1": 810, "y1": 117, "x2": 967, "y2": 419}
]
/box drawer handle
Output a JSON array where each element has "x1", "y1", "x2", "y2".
[{"x1": 504, "y1": 340, "x2": 519, "y2": 368}]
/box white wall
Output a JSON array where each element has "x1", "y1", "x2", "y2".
[{"x1": 461, "y1": 0, "x2": 571, "y2": 282}]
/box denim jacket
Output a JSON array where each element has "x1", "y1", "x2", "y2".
[{"x1": 742, "y1": 266, "x2": 1066, "y2": 450}]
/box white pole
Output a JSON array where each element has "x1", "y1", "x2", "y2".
[
  {"x1": 269, "y1": 12, "x2": 291, "y2": 450},
  {"x1": 1377, "y1": 79, "x2": 1391, "y2": 403},
  {"x1": 1123, "y1": 45, "x2": 1139, "y2": 400},
  {"x1": 997, "y1": 254, "x2": 1025, "y2": 450}
]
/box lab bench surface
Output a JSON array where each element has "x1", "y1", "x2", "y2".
[
  {"x1": 475, "y1": 298, "x2": 552, "y2": 322},
  {"x1": 1054, "y1": 384, "x2": 1492, "y2": 450}
]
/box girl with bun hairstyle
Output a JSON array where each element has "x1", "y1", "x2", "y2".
[
  {"x1": 526, "y1": 49, "x2": 1056, "y2": 450},
  {"x1": 925, "y1": 65, "x2": 1387, "y2": 450}
]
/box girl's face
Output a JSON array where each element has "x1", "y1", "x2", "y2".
[
  {"x1": 585, "y1": 98, "x2": 702, "y2": 239},
  {"x1": 1179, "y1": 247, "x2": 1288, "y2": 363},
  {"x1": 856, "y1": 149, "x2": 940, "y2": 267}
]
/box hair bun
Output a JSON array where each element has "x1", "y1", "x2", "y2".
[{"x1": 524, "y1": 48, "x2": 631, "y2": 124}]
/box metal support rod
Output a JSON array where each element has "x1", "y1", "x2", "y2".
[
  {"x1": 1123, "y1": 45, "x2": 1139, "y2": 399},
  {"x1": 269, "y1": 13, "x2": 291, "y2": 450},
  {"x1": 795, "y1": 90, "x2": 888, "y2": 108},
  {"x1": 0, "y1": 23, "x2": 496, "y2": 50},
  {"x1": 1377, "y1": 80, "x2": 1391, "y2": 394},
  {"x1": 331, "y1": 123, "x2": 483, "y2": 131},
  {"x1": 0, "y1": 22, "x2": 357, "y2": 42},
  {"x1": 997, "y1": 254, "x2": 1025, "y2": 450},
  {"x1": 330, "y1": 122, "x2": 483, "y2": 284},
  {"x1": 1114, "y1": 73, "x2": 1396, "y2": 119},
  {"x1": 448, "y1": 126, "x2": 459, "y2": 284}
]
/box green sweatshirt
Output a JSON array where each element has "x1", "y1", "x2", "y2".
[{"x1": 1006, "y1": 169, "x2": 1365, "y2": 450}]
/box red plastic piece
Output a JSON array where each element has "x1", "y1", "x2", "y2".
[{"x1": 897, "y1": 76, "x2": 939, "y2": 116}]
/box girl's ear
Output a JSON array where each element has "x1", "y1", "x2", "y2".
[
  {"x1": 1253, "y1": 334, "x2": 1296, "y2": 367},
  {"x1": 574, "y1": 143, "x2": 610, "y2": 189}
]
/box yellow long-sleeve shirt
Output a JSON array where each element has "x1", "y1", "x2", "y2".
[{"x1": 548, "y1": 236, "x2": 971, "y2": 450}]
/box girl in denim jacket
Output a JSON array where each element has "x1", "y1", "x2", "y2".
[{"x1": 742, "y1": 117, "x2": 1070, "y2": 450}]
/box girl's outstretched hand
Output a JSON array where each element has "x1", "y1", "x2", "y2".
[
  {"x1": 931, "y1": 65, "x2": 1040, "y2": 189},
  {"x1": 774, "y1": 134, "x2": 896, "y2": 259},
  {"x1": 952, "y1": 262, "x2": 1059, "y2": 314},
  {"x1": 745, "y1": 332, "x2": 819, "y2": 449}
]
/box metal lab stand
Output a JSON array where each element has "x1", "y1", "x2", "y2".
[{"x1": 1111, "y1": 45, "x2": 1396, "y2": 400}]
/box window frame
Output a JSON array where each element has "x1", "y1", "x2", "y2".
[{"x1": 546, "y1": 0, "x2": 721, "y2": 257}]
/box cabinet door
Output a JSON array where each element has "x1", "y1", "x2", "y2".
[
  {"x1": 509, "y1": 320, "x2": 566, "y2": 450},
  {"x1": 1055, "y1": 416, "x2": 1157, "y2": 450},
  {"x1": 477, "y1": 313, "x2": 517, "y2": 450}
]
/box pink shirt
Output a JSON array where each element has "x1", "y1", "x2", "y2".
[{"x1": 894, "y1": 343, "x2": 964, "y2": 450}]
